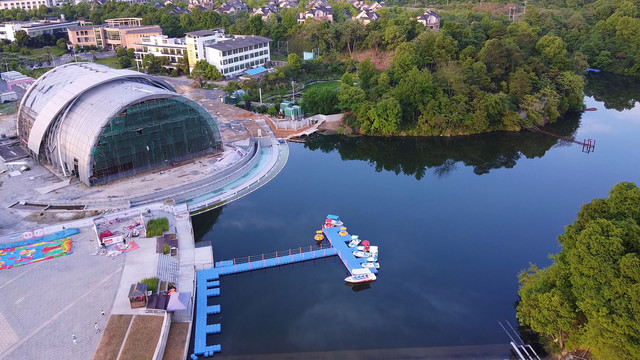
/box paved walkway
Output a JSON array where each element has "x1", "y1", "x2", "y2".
[{"x1": 0, "y1": 228, "x2": 124, "y2": 360}]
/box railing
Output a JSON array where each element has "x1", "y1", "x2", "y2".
[{"x1": 225, "y1": 243, "x2": 333, "y2": 266}]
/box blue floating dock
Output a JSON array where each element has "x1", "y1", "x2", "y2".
[
  {"x1": 217, "y1": 247, "x2": 338, "y2": 275},
  {"x1": 323, "y1": 225, "x2": 378, "y2": 275},
  {"x1": 192, "y1": 215, "x2": 379, "y2": 358},
  {"x1": 193, "y1": 268, "x2": 222, "y2": 358}
]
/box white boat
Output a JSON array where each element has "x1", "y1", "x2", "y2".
[
  {"x1": 366, "y1": 256, "x2": 377, "y2": 262},
  {"x1": 352, "y1": 250, "x2": 371, "y2": 258},
  {"x1": 348, "y1": 238, "x2": 361, "y2": 248},
  {"x1": 345, "y1": 269, "x2": 376, "y2": 284},
  {"x1": 361, "y1": 262, "x2": 380, "y2": 269}
]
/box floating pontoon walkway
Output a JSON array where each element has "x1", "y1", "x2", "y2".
[
  {"x1": 193, "y1": 216, "x2": 377, "y2": 358},
  {"x1": 323, "y1": 225, "x2": 378, "y2": 276},
  {"x1": 192, "y1": 268, "x2": 222, "y2": 359},
  {"x1": 214, "y1": 247, "x2": 339, "y2": 275}
]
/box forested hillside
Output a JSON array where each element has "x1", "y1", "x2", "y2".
[{"x1": 2, "y1": 0, "x2": 639, "y2": 136}]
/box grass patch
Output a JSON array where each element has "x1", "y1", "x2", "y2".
[
  {"x1": 20, "y1": 67, "x2": 52, "y2": 79},
  {"x1": 94, "y1": 56, "x2": 120, "y2": 68},
  {"x1": 162, "y1": 322, "x2": 190, "y2": 360},
  {"x1": 0, "y1": 102, "x2": 18, "y2": 115},
  {"x1": 140, "y1": 277, "x2": 159, "y2": 293},
  {"x1": 270, "y1": 54, "x2": 288, "y2": 61},
  {"x1": 30, "y1": 47, "x2": 66, "y2": 58},
  {"x1": 93, "y1": 315, "x2": 132, "y2": 360},
  {"x1": 119, "y1": 315, "x2": 164, "y2": 360},
  {"x1": 146, "y1": 217, "x2": 169, "y2": 236},
  {"x1": 303, "y1": 80, "x2": 340, "y2": 93}
]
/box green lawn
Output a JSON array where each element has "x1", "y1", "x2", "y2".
[
  {"x1": 94, "y1": 56, "x2": 121, "y2": 68},
  {"x1": 20, "y1": 67, "x2": 52, "y2": 79},
  {"x1": 303, "y1": 80, "x2": 340, "y2": 93},
  {"x1": 30, "y1": 46, "x2": 66, "y2": 58}
]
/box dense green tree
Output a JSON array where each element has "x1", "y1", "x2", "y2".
[
  {"x1": 142, "y1": 53, "x2": 161, "y2": 74},
  {"x1": 285, "y1": 53, "x2": 301, "y2": 77},
  {"x1": 117, "y1": 55, "x2": 131, "y2": 68},
  {"x1": 517, "y1": 182, "x2": 640, "y2": 359},
  {"x1": 301, "y1": 86, "x2": 338, "y2": 115},
  {"x1": 56, "y1": 38, "x2": 67, "y2": 51},
  {"x1": 14, "y1": 30, "x2": 29, "y2": 47},
  {"x1": 368, "y1": 96, "x2": 402, "y2": 135},
  {"x1": 337, "y1": 84, "x2": 365, "y2": 113}
]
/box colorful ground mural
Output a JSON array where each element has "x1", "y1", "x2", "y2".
[{"x1": 0, "y1": 231, "x2": 76, "y2": 270}]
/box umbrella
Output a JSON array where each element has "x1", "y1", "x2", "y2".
[
  {"x1": 167, "y1": 292, "x2": 190, "y2": 311},
  {"x1": 362, "y1": 240, "x2": 370, "y2": 251}
]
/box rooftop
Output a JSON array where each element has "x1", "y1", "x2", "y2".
[
  {"x1": 68, "y1": 25, "x2": 100, "y2": 31},
  {"x1": 121, "y1": 26, "x2": 162, "y2": 34},
  {"x1": 186, "y1": 29, "x2": 224, "y2": 37},
  {"x1": 206, "y1": 35, "x2": 271, "y2": 52}
]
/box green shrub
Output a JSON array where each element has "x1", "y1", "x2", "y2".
[
  {"x1": 163, "y1": 244, "x2": 170, "y2": 255},
  {"x1": 140, "y1": 277, "x2": 159, "y2": 293},
  {"x1": 146, "y1": 217, "x2": 169, "y2": 237}
]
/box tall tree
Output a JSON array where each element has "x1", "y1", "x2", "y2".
[{"x1": 517, "y1": 182, "x2": 640, "y2": 359}]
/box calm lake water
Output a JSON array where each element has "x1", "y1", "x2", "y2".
[{"x1": 192, "y1": 74, "x2": 640, "y2": 358}]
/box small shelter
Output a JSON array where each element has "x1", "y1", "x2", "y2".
[
  {"x1": 167, "y1": 292, "x2": 191, "y2": 312},
  {"x1": 128, "y1": 282, "x2": 148, "y2": 309}
]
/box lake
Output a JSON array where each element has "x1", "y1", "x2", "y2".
[{"x1": 192, "y1": 74, "x2": 640, "y2": 358}]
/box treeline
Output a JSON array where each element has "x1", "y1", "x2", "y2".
[
  {"x1": 517, "y1": 182, "x2": 640, "y2": 359},
  {"x1": 4, "y1": 1, "x2": 640, "y2": 136},
  {"x1": 304, "y1": 111, "x2": 579, "y2": 178}
]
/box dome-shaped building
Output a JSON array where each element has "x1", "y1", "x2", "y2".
[{"x1": 17, "y1": 63, "x2": 222, "y2": 186}]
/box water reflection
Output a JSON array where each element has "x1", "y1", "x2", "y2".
[
  {"x1": 192, "y1": 207, "x2": 223, "y2": 241},
  {"x1": 304, "y1": 112, "x2": 581, "y2": 177},
  {"x1": 584, "y1": 73, "x2": 640, "y2": 111}
]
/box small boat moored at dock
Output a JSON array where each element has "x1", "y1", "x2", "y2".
[
  {"x1": 361, "y1": 262, "x2": 380, "y2": 269},
  {"x1": 345, "y1": 268, "x2": 376, "y2": 284},
  {"x1": 352, "y1": 250, "x2": 371, "y2": 258},
  {"x1": 314, "y1": 230, "x2": 324, "y2": 242}
]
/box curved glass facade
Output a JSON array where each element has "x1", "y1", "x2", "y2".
[{"x1": 89, "y1": 97, "x2": 222, "y2": 185}]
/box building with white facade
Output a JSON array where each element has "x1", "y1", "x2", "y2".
[
  {"x1": 184, "y1": 29, "x2": 229, "y2": 70},
  {"x1": 0, "y1": 0, "x2": 61, "y2": 10},
  {"x1": 134, "y1": 34, "x2": 187, "y2": 69},
  {"x1": 0, "y1": 19, "x2": 79, "y2": 42},
  {"x1": 204, "y1": 35, "x2": 271, "y2": 77}
]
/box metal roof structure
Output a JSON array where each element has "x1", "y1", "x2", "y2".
[
  {"x1": 205, "y1": 35, "x2": 271, "y2": 52},
  {"x1": 17, "y1": 63, "x2": 222, "y2": 186},
  {"x1": 186, "y1": 29, "x2": 224, "y2": 37},
  {"x1": 19, "y1": 62, "x2": 174, "y2": 155}
]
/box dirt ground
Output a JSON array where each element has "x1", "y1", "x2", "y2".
[
  {"x1": 162, "y1": 322, "x2": 190, "y2": 360},
  {"x1": 350, "y1": 49, "x2": 393, "y2": 71},
  {"x1": 93, "y1": 315, "x2": 133, "y2": 360},
  {"x1": 118, "y1": 315, "x2": 164, "y2": 360}
]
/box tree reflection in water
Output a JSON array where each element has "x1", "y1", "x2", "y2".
[{"x1": 305, "y1": 111, "x2": 581, "y2": 178}]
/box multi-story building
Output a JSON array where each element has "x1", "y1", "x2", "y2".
[
  {"x1": 67, "y1": 18, "x2": 162, "y2": 49},
  {"x1": 417, "y1": 10, "x2": 440, "y2": 32},
  {"x1": 133, "y1": 34, "x2": 187, "y2": 68},
  {"x1": 133, "y1": 28, "x2": 271, "y2": 77},
  {"x1": 184, "y1": 29, "x2": 228, "y2": 70},
  {"x1": 0, "y1": 18, "x2": 79, "y2": 42},
  {"x1": 0, "y1": 0, "x2": 61, "y2": 10},
  {"x1": 204, "y1": 35, "x2": 271, "y2": 77},
  {"x1": 355, "y1": 9, "x2": 379, "y2": 25}
]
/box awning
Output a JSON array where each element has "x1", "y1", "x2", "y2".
[{"x1": 167, "y1": 291, "x2": 190, "y2": 311}]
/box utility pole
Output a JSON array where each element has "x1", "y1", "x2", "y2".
[
  {"x1": 259, "y1": 87, "x2": 262, "y2": 103},
  {"x1": 291, "y1": 81, "x2": 295, "y2": 102}
]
